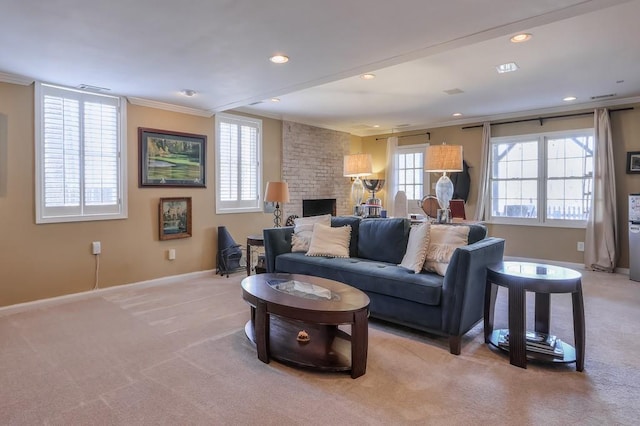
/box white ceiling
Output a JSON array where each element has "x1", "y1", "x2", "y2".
[{"x1": 1, "y1": 0, "x2": 639, "y2": 136}]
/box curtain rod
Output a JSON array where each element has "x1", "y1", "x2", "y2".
[
  {"x1": 375, "y1": 131, "x2": 430, "y2": 141},
  {"x1": 461, "y1": 107, "x2": 634, "y2": 130}
]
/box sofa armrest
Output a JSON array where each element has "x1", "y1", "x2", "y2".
[
  {"x1": 263, "y1": 226, "x2": 294, "y2": 272},
  {"x1": 441, "y1": 237, "x2": 505, "y2": 336}
]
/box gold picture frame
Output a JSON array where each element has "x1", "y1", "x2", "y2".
[{"x1": 159, "y1": 197, "x2": 192, "y2": 240}]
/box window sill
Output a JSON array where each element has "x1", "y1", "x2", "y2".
[{"x1": 488, "y1": 219, "x2": 587, "y2": 229}]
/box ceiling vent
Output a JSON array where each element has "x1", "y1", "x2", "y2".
[
  {"x1": 248, "y1": 101, "x2": 264, "y2": 106},
  {"x1": 590, "y1": 93, "x2": 616, "y2": 100},
  {"x1": 77, "y1": 84, "x2": 110, "y2": 92},
  {"x1": 444, "y1": 88, "x2": 464, "y2": 95}
]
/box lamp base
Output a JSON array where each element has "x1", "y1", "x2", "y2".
[
  {"x1": 273, "y1": 203, "x2": 282, "y2": 227},
  {"x1": 351, "y1": 177, "x2": 365, "y2": 206},
  {"x1": 435, "y1": 173, "x2": 454, "y2": 211},
  {"x1": 436, "y1": 208, "x2": 451, "y2": 223}
]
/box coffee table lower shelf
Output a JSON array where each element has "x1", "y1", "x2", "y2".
[
  {"x1": 244, "y1": 316, "x2": 352, "y2": 372},
  {"x1": 487, "y1": 329, "x2": 577, "y2": 365}
]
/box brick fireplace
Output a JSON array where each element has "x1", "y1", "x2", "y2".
[{"x1": 282, "y1": 121, "x2": 352, "y2": 218}]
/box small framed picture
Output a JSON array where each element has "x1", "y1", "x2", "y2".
[
  {"x1": 159, "y1": 197, "x2": 192, "y2": 240},
  {"x1": 139, "y1": 128, "x2": 206, "y2": 187},
  {"x1": 627, "y1": 151, "x2": 640, "y2": 174}
]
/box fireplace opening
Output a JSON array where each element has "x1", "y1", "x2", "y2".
[{"x1": 303, "y1": 199, "x2": 337, "y2": 217}]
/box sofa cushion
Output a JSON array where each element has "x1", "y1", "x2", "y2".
[
  {"x1": 291, "y1": 214, "x2": 331, "y2": 252},
  {"x1": 306, "y1": 223, "x2": 351, "y2": 258},
  {"x1": 424, "y1": 225, "x2": 470, "y2": 276},
  {"x1": 358, "y1": 218, "x2": 410, "y2": 264},
  {"x1": 331, "y1": 216, "x2": 361, "y2": 257},
  {"x1": 275, "y1": 253, "x2": 443, "y2": 306},
  {"x1": 467, "y1": 224, "x2": 487, "y2": 244},
  {"x1": 399, "y1": 222, "x2": 430, "y2": 273}
]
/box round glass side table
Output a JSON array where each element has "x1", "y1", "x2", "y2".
[{"x1": 484, "y1": 261, "x2": 585, "y2": 371}]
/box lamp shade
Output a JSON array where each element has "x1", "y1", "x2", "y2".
[
  {"x1": 425, "y1": 144, "x2": 463, "y2": 172},
  {"x1": 264, "y1": 181, "x2": 290, "y2": 203},
  {"x1": 343, "y1": 153, "x2": 373, "y2": 177}
]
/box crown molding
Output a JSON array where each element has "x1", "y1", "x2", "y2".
[
  {"x1": 126, "y1": 97, "x2": 213, "y2": 117},
  {"x1": 233, "y1": 106, "x2": 283, "y2": 121},
  {"x1": 0, "y1": 71, "x2": 34, "y2": 86}
]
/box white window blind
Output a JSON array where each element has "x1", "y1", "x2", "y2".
[
  {"x1": 215, "y1": 113, "x2": 262, "y2": 213},
  {"x1": 35, "y1": 83, "x2": 127, "y2": 223}
]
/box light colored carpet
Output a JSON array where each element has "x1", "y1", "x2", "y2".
[{"x1": 0, "y1": 269, "x2": 638, "y2": 425}]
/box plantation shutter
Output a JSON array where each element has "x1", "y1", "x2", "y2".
[
  {"x1": 216, "y1": 113, "x2": 262, "y2": 213},
  {"x1": 37, "y1": 84, "x2": 124, "y2": 222}
]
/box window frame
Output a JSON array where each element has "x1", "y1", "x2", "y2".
[
  {"x1": 487, "y1": 128, "x2": 594, "y2": 228},
  {"x1": 215, "y1": 112, "x2": 263, "y2": 214},
  {"x1": 34, "y1": 82, "x2": 127, "y2": 224}
]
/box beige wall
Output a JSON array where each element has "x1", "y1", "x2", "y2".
[
  {"x1": 362, "y1": 105, "x2": 640, "y2": 267},
  {"x1": 0, "y1": 82, "x2": 281, "y2": 307}
]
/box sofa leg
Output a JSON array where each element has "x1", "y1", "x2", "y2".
[{"x1": 449, "y1": 336, "x2": 461, "y2": 355}]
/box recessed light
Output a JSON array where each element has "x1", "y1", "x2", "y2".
[
  {"x1": 270, "y1": 98, "x2": 280, "y2": 102},
  {"x1": 510, "y1": 33, "x2": 532, "y2": 43},
  {"x1": 372, "y1": 124, "x2": 380, "y2": 128},
  {"x1": 360, "y1": 73, "x2": 376, "y2": 80},
  {"x1": 563, "y1": 96, "x2": 577, "y2": 102},
  {"x1": 181, "y1": 89, "x2": 196, "y2": 97},
  {"x1": 452, "y1": 113, "x2": 463, "y2": 117},
  {"x1": 496, "y1": 62, "x2": 519, "y2": 74},
  {"x1": 269, "y1": 54, "x2": 289, "y2": 64}
]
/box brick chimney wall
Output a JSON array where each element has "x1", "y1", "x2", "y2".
[{"x1": 281, "y1": 121, "x2": 352, "y2": 218}]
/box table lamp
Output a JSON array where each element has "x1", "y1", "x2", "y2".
[
  {"x1": 425, "y1": 143, "x2": 463, "y2": 220},
  {"x1": 264, "y1": 181, "x2": 290, "y2": 227},
  {"x1": 343, "y1": 153, "x2": 372, "y2": 215}
]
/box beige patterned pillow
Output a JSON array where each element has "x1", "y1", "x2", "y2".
[
  {"x1": 423, "y1": 225, "x2": 470, "y2": 276},
  {"x1": 291, "y1": 214, "x2": 331, "y2": 252},
  {"x1": 399, "y1": 222, "x2": 430, "y2": 273},
  {"x1": 305, "y1": 223, "x2": 351, "y2": 258}
]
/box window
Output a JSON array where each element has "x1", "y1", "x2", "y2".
[
  {"x1": 488, "y1": 129, "x2": 593, "y2": 226},
  {"x1": 215, "y1": 113, "x2": 262, "y2": 214},
  {"x1": 35, "y1": 83, "x2": 127, "y2": 223},
  {"x1": 394, "y1": 144, "x2": 429, "y2": 202}
]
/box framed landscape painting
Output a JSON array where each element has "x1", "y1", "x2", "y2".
[
  {"x1": 159, "y1": 197, "x2": 192, "y2": 240},
  {"x1": 139, "y1": 128, "x2": 206, "y2": 187}
]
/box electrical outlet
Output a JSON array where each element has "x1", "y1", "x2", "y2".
[
  {"x1": 92, "y1": 241, "x2": 101, "y2": 255},
  {"x1": 577, "y1": 241, "x2": 585, "y2": 252},
  {"x1": 168, "y1": 249, "x2": 176, "y2": 260}
]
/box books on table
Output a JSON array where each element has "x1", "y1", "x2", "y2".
[{"x1": 497, "y1": 329, "x2": 564, "y2": 358}]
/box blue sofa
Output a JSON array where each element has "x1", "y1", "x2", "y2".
[{"x1": 263, "y1": 217, "x2": 505, "y2": 354}]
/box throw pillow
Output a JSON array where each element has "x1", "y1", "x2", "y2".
[
  {"x1": 398, "y1": 222, "x2": 430, "y2": 273},
  {"x1": 423, "y1": 225, "x2": 470, "y2": 276},
  {"x1": 291, "y1": 214, "x2": 331, "y2": 252},
  {"x1": 305, "y1": 223, "x2": 351, "y2": 258}
]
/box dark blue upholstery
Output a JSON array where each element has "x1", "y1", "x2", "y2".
[
  {"x1": 276, "y1": 253, "x2": 443, "y2": 305},
  {"x1": 263, "y1": 217, "x2": 505, "y2": 354},
  {"x1": 357, "y1": 218, "x2": 410, "y2": 264},
  {"x1": 331, "y1": 216, "x2": 361, "y2": 258}
]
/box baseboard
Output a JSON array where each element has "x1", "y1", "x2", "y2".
[
  {"x1": 505, "y1": 256, "x2": 631, "y2": 277},
  {"x1": 504, "y1": 256, "x2": 586, "y2": 271},
  {"x1": 0, "y1": 269, "x2": 218, "y2": 317}
]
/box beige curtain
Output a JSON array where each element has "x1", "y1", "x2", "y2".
[
  {"x1": 473, "y1": 122, "x2": 491, "y2": 220},
  {"x1": 385, "y1": 136, "x2": 399, "y2": 217},
  {"x1": 585, "y1": 108, "x2": 618, "y2": 272}
]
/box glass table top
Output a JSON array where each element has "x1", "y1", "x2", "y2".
[
  {"x1": 491, "y1": 261, "x2": 582, "y2": 280},
  {"x1": 267, "y1": 279, "x2": 341, "y2": 301}
]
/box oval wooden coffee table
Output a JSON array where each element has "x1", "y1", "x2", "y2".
[{"x1": 241, "y1": 273, "x2": 370, "y2": 378}]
